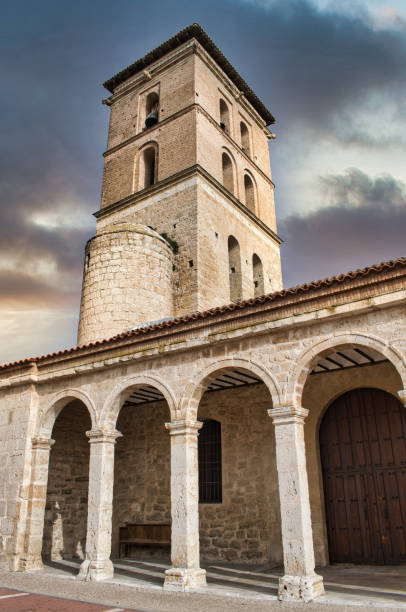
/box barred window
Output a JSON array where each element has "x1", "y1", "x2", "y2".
[{"x1": 198, "y1": 419, "x2": 222, "y2": 503}]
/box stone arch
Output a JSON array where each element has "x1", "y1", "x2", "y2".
[
  {"x1": 179, "y1": 357, "x2": 282, "y2": 421},
  {"x1": 100, "y1": 374, "x2": 177, "y2": 429},
  {"x1": 243, "y1": 170, "x2": 257, "y2": 214},
  {"x1": 38, "y1": 389, "x2": 97, "y2": 439},
  {"x1": 286, "y1": 332, "x2": 406, "y2": 408},
  {"x1": 221, "y1": 147, "x2": 237, "y2": 196},
  {"x1": 135, "y1": 140, "x2": 159, "y2": 191}
]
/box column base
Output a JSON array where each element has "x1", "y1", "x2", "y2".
[
  {"x1": 18, "y1": 555, "x2": 43, "y2": 572},
  {"x1": 164, "y1": 567, "x2": 207, "y2": 591},
  {"x1": 278, "y1": 572, "x2": 324, "y2": 602},
  {"x1": 78, "y1": 558, "x2": 114, "y2": 582}
]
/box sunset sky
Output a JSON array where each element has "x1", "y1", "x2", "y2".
[{"x1": 1, "y1": 0, "x2": 405, "y2": 364}]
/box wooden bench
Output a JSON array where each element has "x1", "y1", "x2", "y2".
[{"x1": 119, "y1": 523, "x2": 171, "y2": 558}]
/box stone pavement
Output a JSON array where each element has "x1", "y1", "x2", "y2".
[{"x1": 1, "y1": 560, "x2": 406, "y2": 611}]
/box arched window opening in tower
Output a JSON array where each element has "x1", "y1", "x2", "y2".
[
  {"x1": 240, "y1": 121, "x2": 250, "y2": 155},
  {"x1": 222, "y1": 153, "x2": 234, "y2": 195},
  {"x1": 198, "y1": 419, "x2": 222, "y2": 504},
  {"x1": 145, "y1": 92, "x2": 159, "y2": 128},
  {"x1": 244, "y1": 174, "x2": 255, "y2": 213},
  {"x1": 253, "y1": 253, "x2": 264, "y2": 297},
  {"x1": 219, "y1": 98, "x2": 230, "y2": 132},
  {"x1": 141, "y1": 146, "x2": 156, "y2": 189},
  {"x1": 228, "y1": 235, "x2": 242, "y2": 302}
]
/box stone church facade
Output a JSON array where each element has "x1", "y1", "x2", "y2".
[{"x1": 0, "y1": 24, "x2": 405, "y2": 603}]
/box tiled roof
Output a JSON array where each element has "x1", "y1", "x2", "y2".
[
  {"x1": 103, "y1": 23, "x2": 275, "y2": 126},
  {"x1": 1, "y1": 256, "x2": 405, "y2": 371}
]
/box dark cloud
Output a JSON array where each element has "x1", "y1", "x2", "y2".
[
  {"x1": 0, "y1": 270, "x2": 79, "y2": 308},
  {"x1": 0, "y1": 0, "x2": 405, "y2": 362},
  {"x1": 279, "y1": 169, "x2": 406, "y2": 287}
]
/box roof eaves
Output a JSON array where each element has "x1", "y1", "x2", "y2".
[{"x1": 103, "y1": 23, "x2": 275, "y2": 126}]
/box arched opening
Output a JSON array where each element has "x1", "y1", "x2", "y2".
[
  {"x1": 320, "y1": 388, "x2": 406, "y2": 565},
  {"x1": 196, "y1": 366, "x2": 281, "y2": 566},
  {"x1": 42, "y1": 400, "x2": 91, "y2": 563},
  {"x1": 145, "y1": 91, "x2": 159, "y2": 128},
  {"x1": 252, "y1": 253, "x2": 264, "y2": 297},
  {"x1": 244, "y1": 174, "x2": 255, "y2": 213},
  {"x1": 111, "y1": 384, "x2": 171, "y2": 564},
  {"x1": 298, "y1": 340, "x2": 405, "y2": 567},
  {"x1": 240, "y1": 122, "x2": 250, "y2": 155},
  {"x1": 228, "y1": 235, "x2": 242, "y2": 302},
  {"x1": 139, "y1": 146, "x2": 157, "y2": 190},
  {"x1": 219, "y1": 98, "x2": 230, "y2": 132},
  {"x1": 222, "y1": 152, "x2": 234, "y2": 194}
]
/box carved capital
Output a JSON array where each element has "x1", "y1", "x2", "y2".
[
  {"x1": 268, "y1": 405, "x2": 309, "y2": 425},
  {"x1": 86, "y1": 429, "x2": 122, "y2": 444},
  {"x1": 31, "y1": 437, "x2": 55, "y2": 450},
  {"x1": 165, "y1": 420, "x2": 203, "y2": 437}
]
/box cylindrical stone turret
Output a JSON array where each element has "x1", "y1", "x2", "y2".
[{"x1": 77, "y1": 223, "x2": 174, "y2": 345}]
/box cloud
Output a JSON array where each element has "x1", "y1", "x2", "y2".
[{"x1": 279, "y1": 169, "x2": 406, "y2": 286}]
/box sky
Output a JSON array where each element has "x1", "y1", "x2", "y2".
[{"x1": 1, "y1": 0, "x2": 405, "y2": 364}]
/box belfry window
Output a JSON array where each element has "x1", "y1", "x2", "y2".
[
  {"x1": 244, "y1": 174, "x2": 255, "y2": 213},
  {"x1": 140, "y1": 146, "x2": 157, "y2": 189},
  {"x1": 222, "y1": 153, "x2": 234, "y2": 195},
  {"x1": 228, "y1": 235, "x2": 242, "y2": 302},
  {"x1": 198, "y1": 419, "x2": 222, "y2": 504},
  {"x1": 253, "y1": 253, "x2": 264, "y2": 297},
  {"x1": 219, "y1": 98, "x2": 230, "y2": 132},
  {"x1": 145, "y1": 92, "x2": 159, "y2": 128},
  {"x1": 240, "y1": 121, "x2": 250, "y2": 155}
]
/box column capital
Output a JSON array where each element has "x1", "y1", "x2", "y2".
[
  {"x1": 165, "y1": 420, "x2": 203, "y2": 436},
  {"x1": 268, "y1": 405, "x2": 309, "y2": 425},
  {"x1": 397, "y1": 389, "x2": 406, "y2": 406},
  {"x1": 31, "y1": 437, "x2": 55, "y2": 450},
  {"x1": 86, "y1": 429, "x2": 122, "y2": 444}
]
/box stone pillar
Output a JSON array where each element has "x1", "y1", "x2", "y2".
[
  {"x1": 269, "y1": 406, "x2": 324, "y2": 602},
  {"x1": 20, "y1": 437, "x2": 54, "y2": 571},
  {"x1": 78, "y1": 428, "x2": 121, "y2": 581},
  {"x1": 164, "y1": 420, "x2": 206, "y2": 591}
]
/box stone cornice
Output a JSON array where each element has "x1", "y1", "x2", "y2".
[
  {"x1": 102, "y1": 103, "x2": 275, "y2": 189},
  {"x1": 94, "y1": 164, "x2": 281, "y2": 245}
]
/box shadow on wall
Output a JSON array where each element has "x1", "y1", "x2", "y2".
[{"x1": 42, "y1": 401, "x2": 91, "y2": 562}]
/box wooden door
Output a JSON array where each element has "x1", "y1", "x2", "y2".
[{"x1": 320, "y1": 388, "x2": 406, "y2": 564}]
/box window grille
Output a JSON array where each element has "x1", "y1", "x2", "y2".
[{"x1": 198, "y1": 419, "x2": 222, "y2": 503}]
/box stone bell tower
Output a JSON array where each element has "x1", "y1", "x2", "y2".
[{"x1": 77, "y1": 23, "x2": 282, "y2": 346}]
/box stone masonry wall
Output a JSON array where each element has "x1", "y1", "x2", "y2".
[
  {"x1": 112, "y1": 401, "x2": 171, "y2": 558},
  {"x1": 42, "y1": 401, "x2": 91, "y2": 561},
  {"x1": 78, "y1": 223, "x2": 174, "y2": 345},
  {"x1": 111, "y1": 383, "x2": 281, "y2": 566},
  {"x1": 198, "y1": 383, "x2": 281, "y2": 566}
]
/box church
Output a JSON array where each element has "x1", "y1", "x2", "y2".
[{"x1": 0, "y1": 23, "x2": 405, "y2": 603}]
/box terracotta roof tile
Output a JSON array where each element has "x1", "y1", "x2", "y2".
[{"x1": 1, "y1": 256, "x2": 405, "y2": 371}]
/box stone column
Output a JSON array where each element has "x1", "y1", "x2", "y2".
[
  {"x1": 268, "y1": 406, "x2": 324, "y2": 602},
  {"x1": 20, "y1": 437, "x2": 54, "y2": 571},
  {"x1": 78, "y1": 428, "x2": 121, "y2": 581},
  {"x1": 398, "y1": 389, "x2": 406, "y2": 406},
  {"x1": 164, "y1": 420, "x2": 206, "y2": 591}
]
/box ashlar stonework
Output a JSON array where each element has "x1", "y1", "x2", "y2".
[{"x1": 1, "y1": 23, "x2": 405, "y2": 605}]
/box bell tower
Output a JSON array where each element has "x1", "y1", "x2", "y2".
[{"x1": 77, "y1": 23, "x2": 282, "y2": 346}]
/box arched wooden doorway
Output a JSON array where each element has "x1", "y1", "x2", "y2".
[{"x1": 320, "y1": 388, "x2": 406, "y2": 564}]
